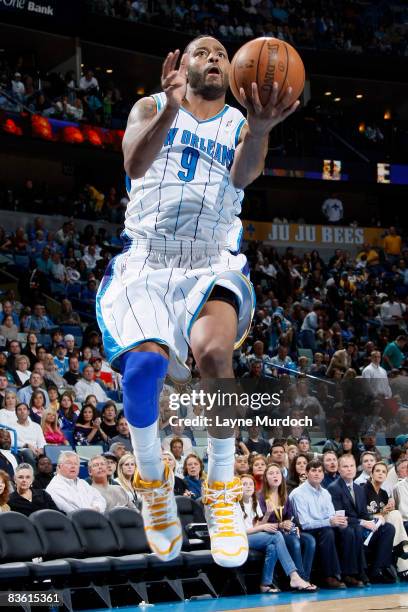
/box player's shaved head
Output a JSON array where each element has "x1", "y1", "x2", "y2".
[{"x1": 185, "y1": 35, "x2": 228, "y2": 58}]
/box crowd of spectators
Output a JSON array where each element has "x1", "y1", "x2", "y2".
[
  {"x1": 0, "y1": 207, "x2": 407, "y2": 587},
  {"x1": 0, "y1": 52, "x2": 129, "y2": 128},
  {"x1": 89, "y1": 0, "x2": 408, "y2": 58}
]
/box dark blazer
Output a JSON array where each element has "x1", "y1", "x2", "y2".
[{"x1": 328, "y1": 477, "x2": 370, "y2": 525}]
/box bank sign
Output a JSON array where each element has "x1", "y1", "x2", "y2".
[
  {"x1": 0, "y1": 0, "x2": 61, "y2": 19},
  {"x1": 243, "y1": 221, "x2": 384, "y2": 247}
]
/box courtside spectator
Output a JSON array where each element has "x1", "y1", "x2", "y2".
[
  {"x1": 41, "y1": 409, "x2": 69, "y2": 446},
  {"x1": 32, "y1": 456, "x2": 54, "y2": 490},
  {"x1": 270, "y1": 443, "x2": 288, "y2": 479},
  {"x1": 286, "y1": 453, "x2": 308, "y2": 494},
  {"x1": 354, "y1": 451, "x2": 377, "y2": 486},
  {"x1": 234, "y1": 455, "x2": 249, "y2": 476},
  {"x1": 114, "y1": 453, "x2": 139, "y2": 508},
  {"x1": 9, "y1": 463, "x2": 59, "y2": 516},
  {"x1": 290, "y1": 459, "x2": 349, "y2": 588},
  {"x1": 329, "y1": 455, "x2": 395, "y2": 584},
  {"x1": 88, "y1": 455, "x2": 133, "y2": 511},
  {"x1": 14, "y1": 355, "x2": 31, "y2": 387},
  {"x1": 183, "y1": 454, "x2": 205, "y2": 501},
  {"x1": 46, "y1": 451, "x2": 106, "y2": 513},
  {"x1": 321, "y1": 452, "x2": 339, "y2": 489}
]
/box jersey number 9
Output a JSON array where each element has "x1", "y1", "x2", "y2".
[{"x1": 177, "y1": 147, "x2": 200, "y2": 183}]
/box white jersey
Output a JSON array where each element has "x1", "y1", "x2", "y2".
[{"x1": 124, "y1": 92, "x2": 246, "y2": 253}]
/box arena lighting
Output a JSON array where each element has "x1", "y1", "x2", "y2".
[
  {"x1": 334, "y1": 97, "x2": 341, "y2": 102},
  {"x1": 324, "y1": 91, "x2": 332, "y2": 96},
  {"x1": 384, "y1": 109, "x2": 392, "y2": 120},
  {"x1": 106, "y1": 69, "x2": 113, "y2": 74},
  {"x1": 358, "y1": 122, "x2": 365, "y2": 133},
  {"x1": 356, "y1": 94, "x2": 363, "y2": 99},
  {"x1": 136, "y1": 86, "x2": 145, "y2": 95}
]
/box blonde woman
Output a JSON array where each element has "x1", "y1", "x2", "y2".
[
  {"x1": 14, "y1": 355, "x2": 31, "y2": 386},
  {"x1": 41, "y1": 409, "x2": 69, "y2": 446},
  {"x1": 115, "y1": 453, "x2": 140, "y2": 508},
  {"x1": 0, "y1": 390, "x2": 18, "y2": 426}
]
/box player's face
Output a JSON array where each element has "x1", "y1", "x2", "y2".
[{"x1": 187, "y1": 37, "x2": 229, "y2": 100}]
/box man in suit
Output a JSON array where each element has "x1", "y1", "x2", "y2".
[{"x1": 328, "y1": 455, "x2": 395, "y2": 584}]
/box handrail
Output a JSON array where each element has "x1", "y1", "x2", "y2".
[{"x1": 0, "y1": 87, "x2": 34, "y2": 115}]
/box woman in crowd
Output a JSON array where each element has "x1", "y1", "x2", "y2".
[
  {"x1": 100, "y1": 401, "x2": 118, "y2": 440},
  {"x1": 74, "y1": 404, "x2": 108, "y2": 446},
  {"x1": 29, "y1": 389, "x2": 47, "y2": 424},
  {"x1": 354, "y1": 451, "x2": 377, "y2": 485},
  {"x1": 22, "y1": 333, "x2": 39, "y2": 370},
  {"x1": 0, "y1": 314, "x2": 18, "y2": 342},
  {"x1": 286, "y1": 445, "x2": 299, "y2": 466},
  {"x1": 13, "y1": 354, "x2": 31, "y2": 387},
  {"x1": 161, "y1": 450, "x2": 188, "y2": 496},
  {"x1": 84, "y1": 394, "x2": 98, "y2": 409},
  {"x1": 250, "y1": 454, "x2": 268, "y2": 492},
  {"x1": 240, "y1": 474, "x2": 316, "y2": 593},
  {"x1": 364, "y1": 461, "x2": 408, "y2": 579},
  {"x1": 183, "y1": 454, "x2": 205, "y2": 500},
  {"x1": 258, "y1": 463, "x2": 317, "y2": 587},
  {"x1": 115, "y1": 453, "x2": 139, "y2": 508},
  {"x1": 0, "y1": 470, "x2": 10, "y2": 512},
  {"x1": 58, "y1": 392, "x2": 78, "y2": 446},
  {"x1": 48, "y1": 385, "x2": 60, "y2": 412},
  {"x1": 0, "y1": 389, "x2": 18, "y2": 426},
  {"x1": 80, "y1": 347, "x2": 93, "y2": 372},
  {"x1": 286, "y1": 453, "x2": 309, "y2": 494},
  {"x1": 8, "y1": 463, "x2": 59, "y2": 516},
  {"x1": 41, "y1": 409, "x2": 69, "y2": 446},
  {"x1": 338, "y1": 436, "x2": 361, "y2": 465}
]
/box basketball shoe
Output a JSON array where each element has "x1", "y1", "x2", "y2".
[
  {"x1": 202, "y1": 477, "x2": 248, "y2": 567},
  {"x1": 134, "y1": 464, "x2": 182, "y2": 561}
]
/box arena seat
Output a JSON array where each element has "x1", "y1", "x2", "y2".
[
  {"x1": 44, "y1": 444, "x2": 73, "y2": 465},
  {"x1": 76, "y1": 445, "x2": 104, "y2": 461},
  {"x1": 0, "y1": 512, "x2": 49, "y2": 585}
]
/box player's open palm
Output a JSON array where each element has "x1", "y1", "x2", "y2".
[
  {"x1": 240, "y1": 81, "x2": 299, "y2": 138},
  {"x1": 161, "y1": 50, "x2": 188, "y2": 109}
]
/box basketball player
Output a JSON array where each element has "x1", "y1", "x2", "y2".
[{"x1": 97, "y1": 36, "x2": 299, "y2": 567}]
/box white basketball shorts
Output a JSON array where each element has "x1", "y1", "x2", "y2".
[{"x1": 96, "y1": 238, "x2": 255, "y2": 382}]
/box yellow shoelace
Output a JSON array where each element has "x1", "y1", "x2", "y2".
[{"x1": 205, "y1": 482, "x2": 243, "y2": 536}]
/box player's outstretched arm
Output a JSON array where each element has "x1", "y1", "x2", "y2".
[
  {"x1": 123, "y1": 50, "x2": 188, "y2": 179},
  {"x1": 230, "y1": 82, "x2": 299, "y2": 190}
]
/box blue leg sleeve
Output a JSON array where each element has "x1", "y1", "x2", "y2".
[{"x1": 120, "y1": 351, "x2": 168, "y2": 428}]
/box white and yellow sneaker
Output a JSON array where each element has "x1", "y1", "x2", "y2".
[
  {"x1": 134, "y1": 465, "x2": 182, "y2": 561},
  {"x1": 202, "y1": 477, "x2": 248, "y2": 568}
]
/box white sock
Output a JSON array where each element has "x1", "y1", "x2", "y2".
[
  {"x1": 128, "y1": 422, "x2": 164, "y2": 482},
  {"x1": 207, "y1": 435, "x2": 235, "y2": 484}
]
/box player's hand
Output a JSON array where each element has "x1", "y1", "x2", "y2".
[
  {"x1": 161, "y1": 50, "x2": 188, "y2": 110},
  {"x1": 240, "y1": 81, "x2": 299, "y2": 138}
]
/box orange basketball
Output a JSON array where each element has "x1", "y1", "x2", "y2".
[{"x1": 229, "y1": 37, "x2": 305, "y2": 108}]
